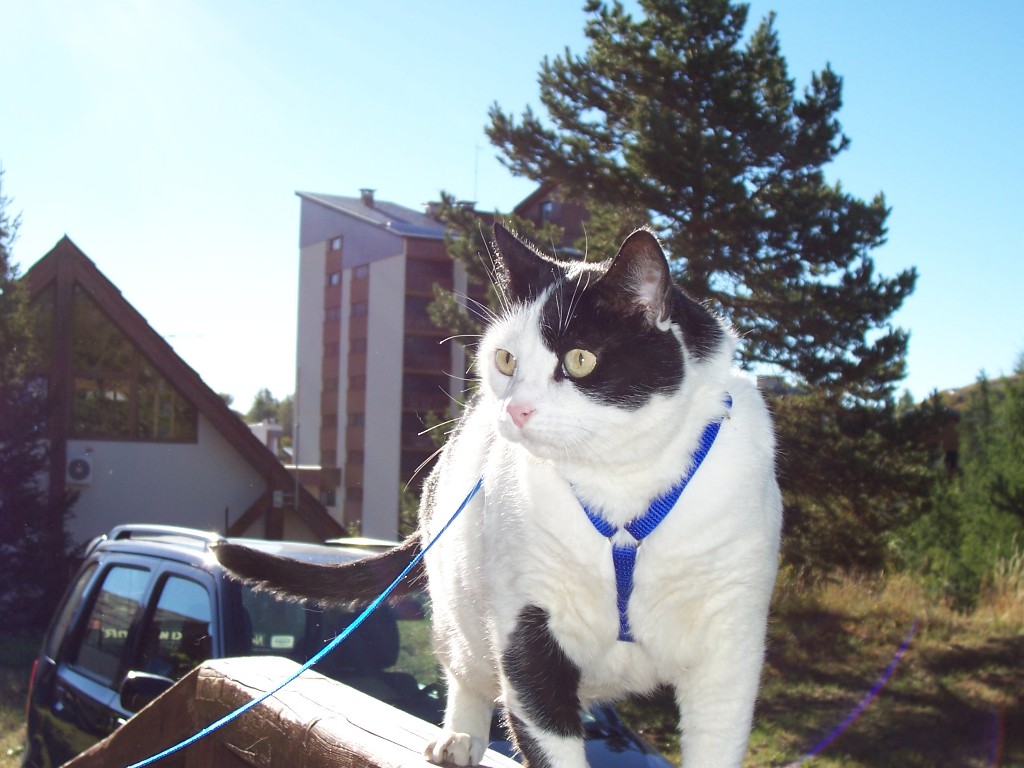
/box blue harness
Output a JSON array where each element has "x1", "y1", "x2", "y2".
[{"x1": 578, "y1": 395, "x2": 732, "y2": 642}]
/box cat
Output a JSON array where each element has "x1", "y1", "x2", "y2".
[{"x1": 214, "y1": 223, "x2": 782, "y2": 768}]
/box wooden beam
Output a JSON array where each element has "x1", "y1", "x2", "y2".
[{"x1": 64, "y1": 657, "x2": 519, "y2": 768}]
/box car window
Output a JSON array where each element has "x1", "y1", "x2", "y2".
[
  {"x1": 45, "y1": 561, "x2": 99, "y2": 659},
  {"x1": 69, "y1": 565, "x2": 150, "y2": 685},
  {"x1": 136, "y1": 576, "x2": 213, "y2": 680},
  {"x1": 241, "y1": 585, "x2": 309, "y2": 658}
]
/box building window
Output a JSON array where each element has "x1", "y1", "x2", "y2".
[
  {"x1": 70, "y1": 286, "x2": 197, "y2": 442},
  {"x1": 320, "y1": 488, "x2": 337, "y2": 507},
  {"x1": 322, "y1": 377, "x2": 339, "y2": 393},
  {"x1": 540, "y1": 200, "x2": 554, "y2": 223},
  {"x1": 328, "y1": 272, "x2": 342, "y2": 286},
  {"x1": 322, "y1": 412, "x2": 337, "y2": 427},
  {"x1": 324, "y1": 342, "x2": 340, "y2": 358},
  {"x1": 325, "y1": 307, "x2": 341, "y2": 322},
  {"x1": 353, "y1": 265, "x2": 369, "y2": 280},
  {"x1": 320, "y1": 450, "x2": 337, "y2": 466},
  {"x1": 349, "y1": 375, "x2": 365, "y2": 391},
  {"x1": 351, "y1": 301, "x2": 368, "y2": 318},
  {"x1": 350, "y1": 337, "x2": 367, "y2": 353},
  {"x1": 330, "y1": 237, "x2": 343, "y2": 251},
  {"x1": 347, "y1": 413, "x2": 365, "y2": 428},
  {"x1": 347, "y1": 450, "x2": 364, "y2": 465}
]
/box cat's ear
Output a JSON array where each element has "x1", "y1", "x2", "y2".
[
  {"x1": 491, "y1": 223, "x2": 561, "y2": 303},
  {"x1": 602, "y1": 228, "x2": 674, "y2": 327}
]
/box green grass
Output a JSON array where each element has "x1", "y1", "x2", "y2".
[
  {"x1": 1, "y1": 632, "x2": 40, "y2": 768},
  {"x1": 3, "y1": 572, "x2": 1020, "y2": 767}
]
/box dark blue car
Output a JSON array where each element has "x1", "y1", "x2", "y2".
[{"x1": 23, "y1": 525, "x2": 672, "y2": 767}]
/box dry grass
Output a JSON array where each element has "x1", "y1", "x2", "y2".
[
  {"x1": 619, "y1": 570, "x2": 1022, "y2": 766},
  {"x1": 747, "y1": 570, "x2": 1023, "y2": 767}
]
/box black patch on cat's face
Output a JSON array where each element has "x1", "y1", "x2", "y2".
[
  {"x1": 494, "y1": 223, "x2": 724, "y2": 409},
  {"x1": 502, "y1": 605, "x2": 582, "y2": 739},
  {"x1": 540, "y1": 280, "x2": 684, "y2": 409},
  {"x1": 668, "y1": 290, "x2": 727, "y2": 361}
]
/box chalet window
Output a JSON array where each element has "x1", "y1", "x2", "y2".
[{"x1": 69, "y1": 286, "x2": 197, "y2": 442}]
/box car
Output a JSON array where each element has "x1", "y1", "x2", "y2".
[{"x1": 23, "y1": 524, "x2": 673, "y2": 768}]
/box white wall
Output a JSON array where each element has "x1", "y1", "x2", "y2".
[
  {"x1": 362, "y1": 251, "x2": 405, "y2": 539},
  {"x1": 295, "y1": 242, "x2": 325, "y2": 467},
  {"x1": 65, "y1": 414, "x2": 266, "y2": 546}
]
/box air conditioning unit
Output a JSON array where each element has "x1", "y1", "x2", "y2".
[{"x1": 66, "y1": 455, "x2": 93, "y2": 485}]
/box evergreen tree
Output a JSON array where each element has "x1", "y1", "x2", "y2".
[
  {"x1": 0, "y1": 170, "x2": 75, "y2": 628},
  {"x1": 899, "y1": 367, "x2": 1024, "y2": 606},
  {"x1": 487, "y1": 0, "x2": 916, "y2": 401},
  {"x1": 482, "y1": 0, "x2": 931, "y2": 572},
  {"x1": 246, "y1": 387, "x2": 280, "y2": 424}
]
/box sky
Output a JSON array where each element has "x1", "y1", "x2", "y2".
[{"x1": 2, "y1": 1, "x2": 1022, "y2": 411}]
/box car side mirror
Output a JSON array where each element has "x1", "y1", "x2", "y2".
[{"x1": 120, "y1": 670, "x2": 175, "y2": 712}]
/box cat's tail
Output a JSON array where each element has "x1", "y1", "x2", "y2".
[{"x1": 211, "y1": 535, "x2": 424, "y2": 605}]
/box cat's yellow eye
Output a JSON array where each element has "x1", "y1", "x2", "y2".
[
  {"x1": 495, "y1": 349, "x2": 517, "y2": 376},
  {"x1": 563, "y1": 348, "x2": 597, "y2": 378}
]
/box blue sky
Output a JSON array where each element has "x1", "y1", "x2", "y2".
[{"x1": 2, "y1": 1, "x2": 1021, "y2": 410}]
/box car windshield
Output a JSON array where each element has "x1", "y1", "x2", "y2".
[{"x1": 239, "y1": 585, "x2": 445, "y2": 724}]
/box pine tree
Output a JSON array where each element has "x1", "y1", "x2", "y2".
[
  {"x1": 899, "y1": 367, "x2": 1024, "y2": 606},
  {"x1": 483, "y1": 0, "x2": 929, "y2": 572},
  {"x1": 0, "y1": 170, "x2": 75, "y2": 628},
  {"x1": 487, "y1": 0, "x2": 916, "y2": 401}
]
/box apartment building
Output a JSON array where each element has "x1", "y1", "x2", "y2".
[{"x1": 294, "y1": 190, "x2": 479, "y2": 538}]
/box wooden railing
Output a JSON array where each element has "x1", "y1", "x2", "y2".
[{"x1": 64, "y1": 656, "x2": 518, "y2": 768}]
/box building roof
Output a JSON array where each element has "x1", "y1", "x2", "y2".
[
  {"x1": 512, "y1": 181, "x2": 559, "y2": 218},
  {"x1": 24, "y1": 237, "x2": 345, "y2": 540},
  {"x1": 296, "y1": 191, "x2": 446, "y2": 240}
]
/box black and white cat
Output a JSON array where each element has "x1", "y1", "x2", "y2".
[{"x1": 215, "y1": 224, "x2": 782, "y2": 768}]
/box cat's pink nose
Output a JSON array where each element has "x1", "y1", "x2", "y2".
[{"x1": 506, "y1": 402, "x2": 535, "y2": 429}]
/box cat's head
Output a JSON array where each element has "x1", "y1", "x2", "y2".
[{"x1": 478, "y1": 223, "x2": 731, "y2": 463}]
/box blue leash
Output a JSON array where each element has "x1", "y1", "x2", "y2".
[{"x1": 127, "y1": 476, "x2": 483, "y2": 768}]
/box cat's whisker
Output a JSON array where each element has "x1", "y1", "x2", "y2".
[
  {"x1": 404, "y1": 445, "x2": 446, "y2": 488},
  {"x1": 442, "y1": 288, "x2": 497, "y2": 327},
  {"x1": 440, "y1": 333, "x2": 482, "y2": 345},
  {"x1": 419, "y1": 418, "x2": 460, "y2": 436}
]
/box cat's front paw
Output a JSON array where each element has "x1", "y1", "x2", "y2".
[{"x1": 425, "y1": 730, "x2": 486, "y2": 766}]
